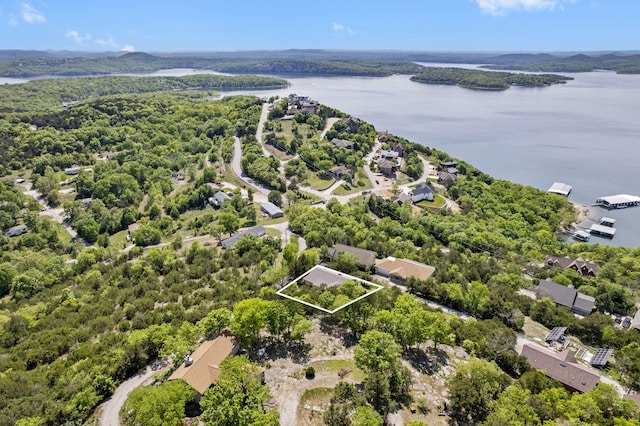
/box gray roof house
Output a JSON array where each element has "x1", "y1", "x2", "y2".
[
  {"x1": 519, "y1": 343, "x2": 601, "y2": 392},
  {"x1": 328, "y1": 166, "x2": 354, "y2": 180},
  {"x1": 209, "y1": 191, "x2": 231, "y2": 208},
  {"x1": 630, "y1": 309, "x2": 640, "y2": 331},
  {"x1": 410, "y1": 183, "x2": 434, "y2": 203},
  {"x1": 260, "y1": 201, "x2": 284, "y2": 218},
  {"x1": 380, "y1": 150, "x2": 400, "y2": 159},
  {"x1": 331, "y1": 138, "x2": 354, "y2": 149},
  {"x1": 327, "y1": 244, "x2": 377, "y2": 269},
  {"x1": 220, "y1": 226, "x2": 266, "y2": 249},
  {"x1": 536, "y1": 278, "x2": 595, "y2": 316},
  {"x1": 3, "y1": 224, "x2": 28, "y2": 237},
  {"x1": 303, "y1": 267, "x2": 349, "y2": 288},
  {"x1": 377, "y1": 159, "x2": 398, "y2": 177}
]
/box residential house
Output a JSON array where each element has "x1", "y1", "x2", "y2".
[
  {"x1": 64, "y1": 167, "x2": 81, "y2": 175},
  {"x1": 303, "y1": 266, "x2": 349, "y2": 288},
  {"x1": 519, "y1": 343, "x2": 600, "y2": 392},
  {"x1": 377, "y1": 131, "x2": 393, "y2": 143},
  {"x1": 544, "y1": 255, "x2": 599, "y2": 277},
  {"x1": 391, "y1": 193, "x2": 412, "y2": 204},
  {"x1": 2, "y1": 224, "x2": 28, "y2": 237},
  {"x1": 389, "y1": 142, "x2": 405, "y2": 157},
  {"x1": 440, "y1": 161, "x2": 458, "y2": 169},
  {"x1": 536, "y1": 278, "x2": 595, "y2": 316},
  {"x1": 220, "y1": 226, "x2": 266, "y2": 249},
  {"x1": 327, "y1": 244, "x2": 377, "y2": 269},
  {"x1": 168, "y1": 335, "x2": 239, "y2": 395},
  {"x1": 288, "y1": 94, "x2": 310, "y2": 105},
  {"x1": 344, "y1": 116, "x2": 360, "y2": 134},
  {"x1": 328, "y1": 166, "x2": 353, "y2": 180},
  {"x1": 437, "y1": 171, "x2": 458, "y2": 185},
  {"x1": 300, "y1": 100, "x2": 319, "y2": 114},
  {"x1": 376, "y1": 257, "x2": 436, "y2": 284},
  {"x1": 209, "y1": 191, "x2": 231, "y2": 208},
  {"x1": 331, "y1": 138, "x2": 354, "y2": 149},
  {"x1": 379, "y1": 150, "x2": 400, "y2": 159},
  {"x1": 377, "y1": 159, "x2": 398, "y2": 177},
  {"x1": 260, "y1": 201, "x2": 284, "y2": 219},
  {"x1": 410, "y1": 183, "x2": 434, "y2": 203}
]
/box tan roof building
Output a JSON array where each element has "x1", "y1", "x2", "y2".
[
  {"x1": 168, "y1": 335, "x2": 239, "y2": 395},
  {"x1": 519, "y1": 343, "x2": 600, "y2": 393},
  {"x1": 376, "y1": 257, "x2": 435, "y2": 283}
]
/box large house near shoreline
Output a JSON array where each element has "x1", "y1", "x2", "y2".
[
  {"x1": 536, "y1": 278, "x2": 595, "y2": 316},
  {"x1": 544, "y1": 255, "x2": 599, "y2": 277}
]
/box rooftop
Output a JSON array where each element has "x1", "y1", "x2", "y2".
[
  {"x1": 168, "y1": 335, "x2": 238, "y2": 395},
  {"x1": 328, "y1": 243, "x2": 377, "y2": 268},
  {"x1": 376, "y1": 257, "x2": 436, "y2": 281},
  {"x1": 548, "y1": 182, "x2": 572, "y2": 196}
]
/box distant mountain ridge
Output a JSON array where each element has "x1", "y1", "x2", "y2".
[{"x1": 1, "y1": 50, "x2": 639, "y2": 76}]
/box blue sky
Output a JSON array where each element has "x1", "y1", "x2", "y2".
[{"x1": 0, "y1": 0, "x2": 638, "y2": 52}]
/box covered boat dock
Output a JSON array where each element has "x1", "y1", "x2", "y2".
[
  {"x1": 595, "y1": 194, "x2": 640, "y2": 209},
  {"x1": 548, "y1": 182, "x2": 572, "y2": 196}
]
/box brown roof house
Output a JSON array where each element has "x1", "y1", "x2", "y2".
[
  {"x1": 376, "y1": 257, "x2": 435, "y2": 284},
  {"x1": 536, "y1": 278, "x2": 595, "y2": 316},
  {"x1": 328, "y1": 244, "x2": 377, "y2": 269},
  {"x1": 519, "y1": 343, "x2": 600, "y2": 392},
  {"x1": 544, "y1": 255, "x2": 599, "y2": 277},
  {"x1": 168, "y1": 335, "x2": 239, "y2": 395},
  {"x1": 377, "y1": 158, "x2": 398, "y2": 178},
  {"x1": 389, "y1": 142, "x2": 405, "y2": 157},
  {"x1": 344, "y1": 116, "x2": 360, "y2": 134}
]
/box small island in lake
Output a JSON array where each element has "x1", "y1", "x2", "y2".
[{"x1": 410, "y1": 67, "x2": 573, "y2": 90}]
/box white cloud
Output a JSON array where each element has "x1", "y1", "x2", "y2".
[
  {"x1": 121, "y1": 44, "x2": 135, "y2": 52},
  {"x1": 332, "y1": 23, "x2": 354, "y2": 34},
  {"x1": 475, "y1": 0, "x2": 575, "y2": 15},
  {"x1": 20, "y1": 3, "x2": 45, "y2": 23},
  {"x1": 66, "y1": 30, "x2": 92, "y2": 45},
  {"x1": 95, "y1": 36, "x2": 117, "y2": 47}
]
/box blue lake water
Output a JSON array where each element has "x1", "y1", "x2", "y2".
[{"x1": 4, "y1": 68, "x2": 640, "y2": 247}]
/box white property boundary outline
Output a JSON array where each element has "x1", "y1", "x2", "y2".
[{"x1": 276, "y1": 264, "x2": 384, "y2": 314}]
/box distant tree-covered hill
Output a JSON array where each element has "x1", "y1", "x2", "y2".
[
  {"x1": 0, "y1": 74, "x2": 288, "y2": 113},
  {"x1": 410, "y1": 67, "x2": 572, "y2": 91},
  {"x1": 482, "y1": 53, "x2": 640, "y2": 74},
  {"x1": 0, "y1": 52, "x2": 426, "y2": 78}
]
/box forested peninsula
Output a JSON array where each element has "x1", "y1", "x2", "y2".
[
  {"x1": 410, "y1": 67, "x2": 573, "y2": 90},
  {"x1": 0, "y1": 52, "x2": 426, "y2": 78},
  {"x1": 482, "y1": 53, "x2": 640, "y2": 74},
  {"x1": 0, "y1": 74, "x2": 288, "y2": 113},
  {"x1": 1, "y1": 76, "x2": 640, "y2": 426}
]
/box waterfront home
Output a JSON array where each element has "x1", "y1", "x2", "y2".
[
  {"x1": 377, "y1": 159, "x2": 398, "y2": 177},
  {"x1": 410, "y1": 182, "x2": 435, "y2": 203},
  {"x1": 331, "y1": 138, "x2": 354, "y2": 149},
  {"x1": 389, "y1": 142, "x2": 405, "y2": 157},
  {"x1": 344, "y1": 116, "x2": 360, "y2": 134}
]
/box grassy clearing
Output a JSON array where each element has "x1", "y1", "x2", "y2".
[
  {"x1": 418, "y1": 194, "x2": 447, "y2": 208},
  {"x1": 287, "y1": 189, "x2": 322, "y2": 205},
  {"x1": 109, "y1": 229, "x2": 129, "y2": 250},
  {"x1": 311, "y1": 360, "x2": 365, "y2": 381},
  {"x1": 298, "y1": 387, "x2": 334, "y2": 426},
  {"x1": 305, "y1": 172, "x2": 334, "y2": 191}
]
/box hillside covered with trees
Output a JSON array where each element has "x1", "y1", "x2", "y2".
[
  {"x1": 410, "y1": 67, "x2": 573, "y2": 90},
  {"x1": 0, "y1": 76, "x2": 639, "y2": 425}
]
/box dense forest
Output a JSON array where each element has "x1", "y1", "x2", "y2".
[
  {"x1": 0, "y1": 74, "x2": 288, "y2": 113},
  {"x1": 0, "y1": 76, "x2": 639, "y2": 425},
  {"x1": 410, "y1": 67, "x2": 572, "y2": 90},
  {"x1": 0, "y1": 52, "x2": 426, "y2": 78},
  {"x1": 482, "y1": 53, "x2": 640, "y2": 74}
]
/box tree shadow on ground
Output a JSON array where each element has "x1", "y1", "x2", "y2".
[
  {"x1": 253, "y1": 337, "x2": 312, "y2": 364},
  {"x1": 402, "y1": 346, "x2": 449, "y2": 375},
  {"x1": 318, "y1": 316, "x2": 358, "y2": 348}
]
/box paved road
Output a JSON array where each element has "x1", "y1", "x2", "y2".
[
  {"x1": 231, "y1": 136, "x2": 270, "y2": 196},
  {"x1": 256, "y1": 102, "x2": 272, "y2": 158},
  {"x1": 99, "y1": 360, "x2": 169, "y2": 426}
]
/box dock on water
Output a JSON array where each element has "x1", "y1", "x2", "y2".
[
  {"x1": 548, "y1": 182, "x2": 572, "y2": 196},
  {"x1": 572, "y1": 230, "x2": 591, "y2": 242},
  {"x1": 589, "y1": 223, "x2": 616, "y2": 238},
  {"x1": 600, "y1": 217, "x2": 616, "y2": 227},
  {"x1": 595, "y1": 194, "x2": 640, "y2": 209}
]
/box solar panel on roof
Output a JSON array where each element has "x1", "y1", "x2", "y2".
[
  {"x1": 591, "y1": 348, "x2": 614, "y2": 367},
  {"x1": 545, "y1": 327, "x2": 568, "y2": 342}
]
